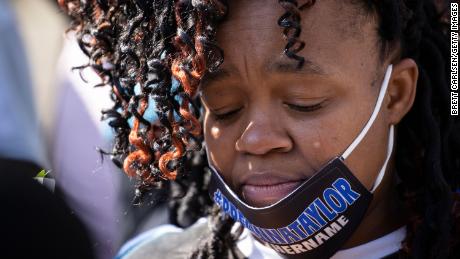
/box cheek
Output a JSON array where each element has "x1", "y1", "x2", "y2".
[
  {"x1": 314, "y1": 92, "x2": 391, "y2": 190},
  {"x1": 288, "y1": 119, "x2": 345, "y2": 172},
  {"x1": 203, "y1": 112, "x2": 238, "y2": 176},
  {"x1": 289, "y1": 89, "x2": 387, "y2": 186},
  {"x1": 343, "y1": 115, "x2": 390, "y2": 190}
]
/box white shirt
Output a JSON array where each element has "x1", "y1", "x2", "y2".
[
  {"x1": 118, "y1": 219, "x2": 406, "y2": 259},
  {"x1": 237, "y1": 225, "x2": 406, "y2": 259}
]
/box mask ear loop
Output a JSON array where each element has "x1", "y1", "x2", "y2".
[
  {"x1": 340, "y1": 65, "x2": 394, "y2": 193},
  {"x1": 371, "y1": 125, "x2": 394, "y2": 192}
]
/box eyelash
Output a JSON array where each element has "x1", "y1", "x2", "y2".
[
  {"x1": 212, "y1": 102, "x2": 323, "y2": 121},
  {"x1": 213, "y1": 107, "x2": 243, "y2": 121},
  {"x1": 286, "y1": 102, "x2": 323, "y2": 112}
]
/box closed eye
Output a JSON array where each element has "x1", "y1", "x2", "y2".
[
  {"x1": 285, "y1": 102, "x2": 323, "y2": 112},
  {"x1": 213, "y1": 107, "x2": 243, "y2": 121}
]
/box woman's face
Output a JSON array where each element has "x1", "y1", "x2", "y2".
[{"x1": 200, "y1": 0, "x2": 413, "y2": 210}]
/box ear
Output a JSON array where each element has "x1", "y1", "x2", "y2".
[{"x1": 385, "y1": 58, "x2": 418, "y2": 125}]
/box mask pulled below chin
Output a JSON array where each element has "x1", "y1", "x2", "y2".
[{"x1": 207, "y1": 65, "x2": 395, "y2": 258}]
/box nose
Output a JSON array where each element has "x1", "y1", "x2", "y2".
[{"x1": 235, "y1": 112, "x2": 293, "y2": 155}]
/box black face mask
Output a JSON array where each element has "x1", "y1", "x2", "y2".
[{"x1": 207, "y1": 65, "x2": 395, "y2": 258}]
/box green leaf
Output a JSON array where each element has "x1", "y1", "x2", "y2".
[{"x1": 36, "y1": 169, "x2": 48, "y2": 178}]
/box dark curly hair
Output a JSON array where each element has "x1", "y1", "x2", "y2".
[{"x1": 59, "y1": 0, "x2": 459, "y2": 258}]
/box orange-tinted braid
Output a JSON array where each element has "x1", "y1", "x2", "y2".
[
  {"x1": 58, "y1": 0, "x2": 223, "y2": 184},
  {"x1": 123, "y1": 98, "x2": 151, "y2": 177}
]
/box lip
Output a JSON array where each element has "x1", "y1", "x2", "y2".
[{"x1": 238, "y1": 173, "x2": 306, "y2": 207}]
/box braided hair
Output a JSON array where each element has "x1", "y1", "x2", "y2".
[
  {"x1": 58, "y1": 0, "x2": 459, "y2": 258},
  {"x1": 370, "y1": 1, "x2": 459, "y2": 258}
]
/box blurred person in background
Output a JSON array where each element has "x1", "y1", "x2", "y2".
[
  {"x1": 54, "y1": 35, "x2": 169, "y2": 258},
  {"x1": 0, "y1": 0, "x2": 47, "y2": 168},
  {"x1": 53, "y1": 34, "x2": 122, "y2": 259},
  {"x1": 0, "y1": 0, "x2": 94, "y2": 257},
  {"x1": 52, "y1": 11, "x2": 171, "y2": 259},
  {"x1": 2, "y1": 1, "x2": 170, "y2": 258}
]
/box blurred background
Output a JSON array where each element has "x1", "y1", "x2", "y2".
[
  {"x1": 12, "y1": 0, "x2": 65, "y2": 140},
  {"x1": 0, "y1": 1, "x2": 166, "y2": 258}
]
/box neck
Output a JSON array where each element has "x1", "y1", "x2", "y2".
[{"x1": 342, "y1": 168, "x2": 406, "y2": 249}]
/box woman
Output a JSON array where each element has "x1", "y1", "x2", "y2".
[{"x1": 59, "y1": 0, "x2": 459, "y2": 258}]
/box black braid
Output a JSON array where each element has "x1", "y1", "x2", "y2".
[
  {"x1": 277, "y1": 0, "x2": 316, "y2": 68},
  {"x1": 189, "y1": 207, "x2": 245, "y2": 259},
  {"x1": 365, "y1": 0, "x2": 459, "y2": 257}
]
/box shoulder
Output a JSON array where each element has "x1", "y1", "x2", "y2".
[{"x1": 117, "y1": 218, "x2": 211, "y2": 259}]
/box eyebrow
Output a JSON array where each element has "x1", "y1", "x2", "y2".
[
  {"x1": 265, "y1": 57, "x2": 327, "y2": 76},
  {"x1": 200, "y1": 67, "x2": 235, "y2": 87},
  {"x1": 200, "y1": 56, "x2": 327, "y2": 88}
]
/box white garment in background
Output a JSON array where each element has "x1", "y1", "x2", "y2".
[
  {"x1": 53, "y1": 37, "x2": 122, "y2": 259},
  {"x1": 0, "y1": 0, "x2": 47, "y2": 167}
]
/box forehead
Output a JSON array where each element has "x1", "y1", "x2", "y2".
[
  {"x1": 217, "y1": 0, "x2": 371, "y2": 42},
  {"x1": 204, "y1": 0, "x2": 379, "y2": 87}
]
